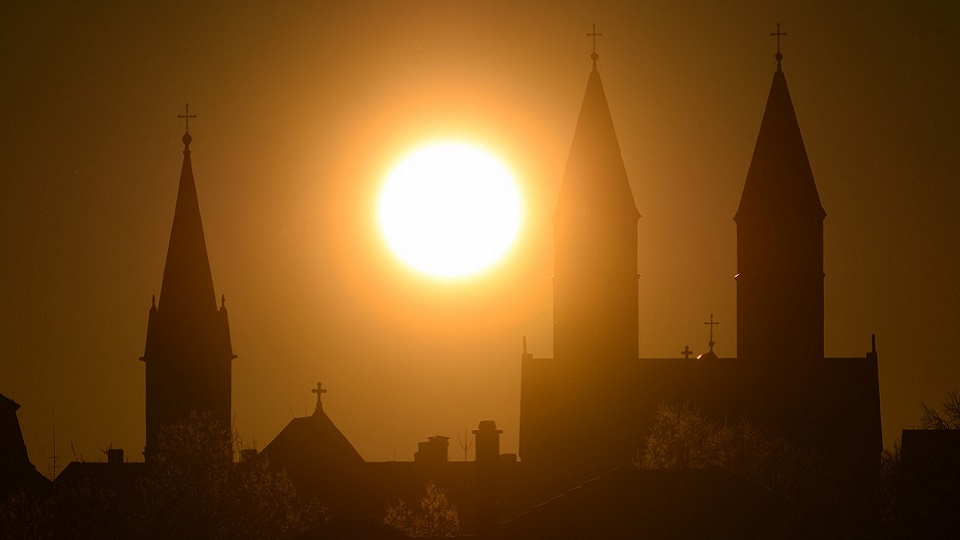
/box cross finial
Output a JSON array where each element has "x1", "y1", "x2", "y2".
[
  {"x1": 704, "y1": 314, "x2": 719, "y2": 352},
  {"x1": 311, "y1": 382, "x2": 327, "y2": 412},
  {"x1": 681, "y1": 345, "x2": 693, "y2": 359},
  {"x1": 770, "y1": 22, "x2": 787, "y2": 71},
  {"x1": 586, "y1": 23, "x2": 602, "y2": 67},
  {"x1": 178, "y1": 103, "x2": 197, "y2": 133}
]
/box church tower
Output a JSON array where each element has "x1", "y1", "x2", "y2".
[
  {"x1": 141, "y1": 122, "x2": 235, "y2": 459},
  {"x1": 553, "y1": 49, "x2": 640, "y2": 367},
  {"x1": 519, "y1": 43, "x2": 639, "y2": 486},
  {"x1": 735, "y1": 42, "x2": 825, "y2": 363}
]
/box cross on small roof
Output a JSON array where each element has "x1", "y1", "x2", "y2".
[
  {"x1": 681, "y1": 345, "x2": 693, "y2": 359},
  {"x1": 586, "y1": 23, "x2": 602, "y2": 65},
  {"x1": 178, "y1": 103, "x2": 197, "y2": 132},
  {"x1": 704, "y1": 314, "x2": 719, "y2": 351},
  {"x1": 770, "y1": 23, "x2": 787, "y2": 71},
  {"x1": 311, "y1": 382, "x2": 327, "y2": 411}
]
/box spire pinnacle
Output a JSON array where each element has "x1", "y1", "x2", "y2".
[
  {"x1": 770, "y1": 23, "x2": 787, "y2": 72},
  {"x1": 178, "y1": 103, "x2": 196, "y2": 149},
  {"x1": 586, "y1": 23, "x2": 602, "y2": 69}
]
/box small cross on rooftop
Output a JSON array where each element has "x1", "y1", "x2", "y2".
[{"x1": 311, "y1": 382, "x2": 327, "y2": 412}]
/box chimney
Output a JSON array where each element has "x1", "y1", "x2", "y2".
[
  {"x1": 414, "y1": 436, "x2": 450, "y2": 464},
  {"x1": 473, "y1": 420, "x2": 502, "y2": 537},
  {"x1": 107, "y1": 448, "x2": 124, "y2": 465}
]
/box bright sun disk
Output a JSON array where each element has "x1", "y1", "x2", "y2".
[{"x1": 378, "y1": 142, "x2": 522, "y2": 278}]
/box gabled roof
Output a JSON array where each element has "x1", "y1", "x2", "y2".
[
  {"x1": 262, "y1": 404, "x2": 364, "y2": 469},
  {"x1": 157, "y1": 131, "x2": 218, "y2": 318},
  {"x1": 554, "y1": 61, "x2": 639, "y2": 222},
  {"x1": 736, "y1": 64, "x2": 824, "y2": 223},
  {"x1": 260, "y1": 396, "x2": 366, "y2": 514}
]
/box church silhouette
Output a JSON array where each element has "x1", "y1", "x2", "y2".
[{"x1": 45, "y1": 37, "x2": 881, "y2": 539}]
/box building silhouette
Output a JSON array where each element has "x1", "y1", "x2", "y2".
[
  {"x1": 518, "y1": 47, "x2": 881, "y2": 532},
  {"x1": 41, "y1": 37, "x2": 884, "y2": 539},
  {"x1": 139, "y1": 127, "x2": 236, "y2": 460},
  {"x1": 0, "y1": 393, "x2": 50, "y2": 496}
]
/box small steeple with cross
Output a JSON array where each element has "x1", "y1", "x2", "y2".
[
  {"x1": 770, "y1": 23, "x2": 787, "y2": 72},
  {"x1": 704, "y1": 313, "x2": 719, "y2": 353},
  {"x1": 311, "y1": 382, "x2": 327, "y2": 415},
  {"x1": 586, "y1": 23, "x2": 602, "y2": 69},
  {"x1": 681, "y1": 345, "x2": 693, "y2": 359}
]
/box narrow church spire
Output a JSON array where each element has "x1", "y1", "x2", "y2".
[
  {"x1": 158, "y1": 111, "x2": 217, "y2": 317},
  {"x1": 141, "y1": 115, "x2": 235, "y2": 459}
]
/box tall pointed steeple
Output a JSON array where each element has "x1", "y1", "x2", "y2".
[
  {"x1": 735, "y1": 41, "x2": 825, "y2": 363},
  {"x1": 157, "y1": 130, "x2": 218, "y2": 319},
  {"x1": 141, "y1": 119, "x2": 235, "y2": 459},
  {"x1": 553, "y1": 51, "x2": 640, "y2": 366}
]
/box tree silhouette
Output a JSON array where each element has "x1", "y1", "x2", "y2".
[
  {"x1": 137, "y1": 411, "x2": 324, "y2": 540},
  {"x1": 919, "y1": 390, "x2": 960, "y2": 429},
  {"x1": 384, "y1": 481, "x2": 460, "y2": 537},
  {"x1": 638, "y1": 402, "x2": 806, "y2": 500}
]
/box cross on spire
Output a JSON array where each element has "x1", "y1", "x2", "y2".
[
  {"x1": 586, "y1": 23, "x2": 602, "y2": 66},
  {"x1": 681, "y1": 345, "x2": 693, "y2": 359},
  {"x1": 704, "y1": 313, "x2": 719, "y2": 351},
  {"x1": 178, "y1": 103, "x2": 197, "y2": 133},
  {"x1": 770, "y1": 22, "x2": 787, "y2": 71}
]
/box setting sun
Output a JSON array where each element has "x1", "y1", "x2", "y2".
[{"x1": 378, "y1": 142, "x2": 522, "y2": 278}]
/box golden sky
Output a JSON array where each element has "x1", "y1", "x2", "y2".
[{"x1": 2, "y1": 1, "x2": 958, "y2": 469}]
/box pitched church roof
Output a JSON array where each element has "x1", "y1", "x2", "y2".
[
  {"x1": 261, "y1": 389, "x2": 364, "y2": 468},
  {"x1": 735, "y1": 54, "x2": 825, "y2": 223},
  {"x1": 261, "y1": 386, "x2": 363, "y2": 476},
  {"x1": 554, "y1": 55, "x2": 639, "y2": 222},
  {"x1": 157, "y1": 130, "x2": 218, "y2": 318},
  {"x1": 259, "y1": 386, "x2": 366, "y2": 514}
]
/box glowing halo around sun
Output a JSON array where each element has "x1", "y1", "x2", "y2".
[{"x1": 377, "y1": 142, "x2": 523, "y2": 279}]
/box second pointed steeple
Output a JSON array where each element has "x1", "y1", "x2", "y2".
[
  {"x1": 736, "y1": 43, "x2": 825, "y2": 363},
  {"x1": 553, "y1": 51, "x2": 639, "y2": 365}
]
